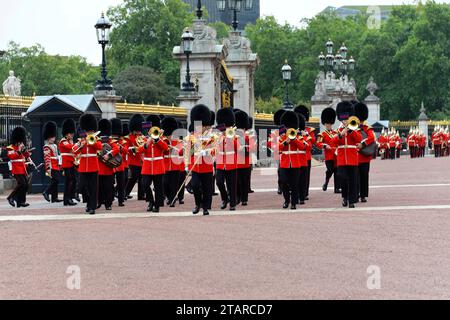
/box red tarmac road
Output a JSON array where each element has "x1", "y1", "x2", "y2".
[{"x1": 0, "y1": 156, "x2": 450, "y2": 299}]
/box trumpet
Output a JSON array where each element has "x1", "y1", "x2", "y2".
[
  {"x1": 149, "y1": 126, "x2": 163, "y2": 140},
  {"x1": 286, "y1": 128, "x2": 298, "y2": 140},
  {"x1": 86, "y1": 131, "x2": 101, "y2": 145},
  {"x1": 346, "y1": 116, "x2": 361, "y2": 131},
  {"x1": 225, "y1": 127, "x2": 236, "y2": 139}
]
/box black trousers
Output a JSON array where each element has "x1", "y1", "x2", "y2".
[
  {"x1": 63, "y1": 167, "x2": 76, "y2": 204},
  {"x1": 98, "y1": 175, "x2": 114, "y2": 208},
  {"x1": 396, "y1": 148, "x2": 401, "y2": 158},
  {"x1": 79, "y1": 172, "x2": 98, "y2": 211},
  {"x1": 248, "y1": 166, "x2": 253, "y2": 192},
  {"x1": 435, "y1": 145, "x2": 441, "y2": 158},
  {"x1": 409, "y1": 148, "x2": 415, "y2": 158},
  {"x1": 389, "y1": 147, "x2": 396, "y2": 160},
  {"x1": 8, "y1": 174, "x2": 28, "y2": 204},
  {"x1": 297, "y1": 167, "x2": 307, "y2": 202},
  {"x1": 237, "y1": 167, "x2": 251, "y2": 203},
  {"x1": 125, "y1": 165, "x2": 144, "y2": 199},
  {"x1": 44, "y1": 169, "x2": 60, "y2": 201},
  {"x1": 115, "y1": 171, "x2": 125, "y2": 205},
  {"x1": 177, "y1": 171, "x2": 186, "y2": 201},
  {"x1": 191, "y1": 172, "x2": 213, "y2": 210},
  {"x1": 338, "y1": 166, "x2": 358, "y2": 205},
  {"x1": 164, "y1": 171, "x2": 180, "y2": 205},
  {"x1": 141, "y1": 174, "x2": 164, "y2": 208},
  {"x1": 325, "y1": 160, "x2": 340, "y2": 191},
  {"x1": 216, "y1": 169, "x2": 237, "y2": 207},
  {"x1": 306, "y1": 160, "x2": 312, "y2": 197},
  {"x1": 358, "y1": 162, "x2": 370, "y2": 199},
  {"x1": 280, "y1": 167, "x2": 300, "y2": 205}
]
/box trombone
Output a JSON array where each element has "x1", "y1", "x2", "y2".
[{"x1": 86, "y1": 131, "x2": 101, "y2": 145}]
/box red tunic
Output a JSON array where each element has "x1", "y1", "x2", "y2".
[
  {"x1": 114, "y1": 138, "x2": 128, "y2": 173},
  {"x1": 127, "y1": 134, "x2": 144, "y2": 167},
  {"x1": 332, "y1": 128, "x2": 362, "y2": 167},
  {"x1": 237, "y1": 133, "x2": 256, "y2": 169},
  {"x1": 316, "y1": 129, "x2": 338, "y2": 161},
  {"x1": 43, "y1": 143, "x2": 60, "y2": 172},
  {"x1": 59, "y1": 138, "x2": 75, "y2": 169},
  {"x1": 216, "y1": 135, "x2": 240, "y2": 171},
  {"x1": 305, "y1": 127, "x2": 316, "y2": 161},
  {"x1": 138, "y1": 139, "x2": 169, "y2": 175},
  {"x1": 72, "y1": 140, "x2": 103, "y2": 173},
  {"x1": 7, "y1": 145, "x2": 29, "y2": 175},
  {"x1": 186, "y1": 133, "x2": 215, "y2": 174},
  {"x1": 278, "y1": 135, "x2": 307, "y2": 169},
  {"x1": 163, "y1": 138, "x2": 184, "y2": 172},
  {"x1": 98, "y1": 138, "x2": 120, "y2": 176}
]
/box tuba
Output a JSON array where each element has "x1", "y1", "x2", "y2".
[{"x1": 347, "y1": 116, "x2": 360, "y2": 131}]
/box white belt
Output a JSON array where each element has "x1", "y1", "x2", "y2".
[
  {"x1": 50, "y1": 157, "x2": 58, "y2": 160},
  {"x1": 80, "y1": 154, "x2": 97, "y2": 158},
  {"x1": 144, "y1": 157, "x2": 163, "y2": 161},
  {"x1": 60, "y1": 153, "x2": 74, "y2": 157},
  {"x1": 338, "y1": 145, "x2": 358, "y2": 149},
  {"x1": 165, "y1": 155, "x2": 183, "y2": 159},
  {"x1": 11, "y1": 159, "x2": 25, "y2": 163},
  {"x1": 218, "y1": 152, "x2": 235, "y2": 155},
  {"x1": 282, "y1": 151, "x2": 306, "y2": 155}
]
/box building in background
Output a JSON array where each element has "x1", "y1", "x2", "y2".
[
  {"x1": 321, "y1": 5, "x2": 394, "y2": 21},
  {"x1": 183, "y1": 0, "x2": 260, "y2": 30}
]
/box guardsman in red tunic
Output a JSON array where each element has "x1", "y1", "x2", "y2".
[
  {"x1": 297, "y1": 114, "x2": 312, "y2": 205},
  {"x1": 407, "y1": 128, "x2": 416, "y2": 158},
  {"x1": 175, "y1": 120, "x2": 186, "y2": 205},
  {"x1": 187, "y1": 105, "x2": 215, "y2": 216},
  {"x1": 235, "y1": 111, "x2": 255, "y2": 207},
  {"x1": 111, "y1": 118, "x2": 127, "y2": 207},
  {"x1": 97, "y1": 119, "x2": 119, "y2": 211},
  {"x1": 278, "y1": 111, "x2": 306, "y2": 210},
  {"x1": 72, "y1": 114, "x2": 103, "y2": 215},
  {"x1": 432, "y1": 126, "x2": 442, "y2": 158},
  {"x1": 419, "y1": 130, "x2": 426, "y2": 157},
  {"x1": 6, "y1": 126, "x2": 30, "y2": 208},
  {"x1": 215, "y1": 108, "x2": 240, "y2": 211},
  {"x1": 138, "y1": 118, "x2": 168, "y2": 213},
  {"x1": 334, "y1": 101, "x2": 362, "y2": 208},
  {"x1": 160, "y1": 116, "x2": 182, "y2": 207},
  {"x1": 396, "y1": 133, "x2": 402, "y2": 158},
  {"x1": 42, "y1": 121, "x2": 62, "y2": 203},
  {"x1": 354, "y1": 102, "x2": 376, "y2": 203},
  {"x1": 125, "y1": 114, "x2": 145, "y2": 200},
  {"x1": 378, "y1": 130, "x2": 388, "y2": 160},
  {"x1": 317, "y1": 107, "x2": 340, "y2": 193},
  {"x1": 59, "y1": 119, "x2": 77, "y2": 206},
  {"x1": 121, "y1": 123, "x2": 130, "y2": 191},
  {"x1": 268, "y1": 109, "x2": 286, "y2": 195},
  {"x1": 388, "y1": 130, "x2": 397, "y2": 160},
  {"x1": 294, "y1": 105, "x2": 315, "y2": 200}
]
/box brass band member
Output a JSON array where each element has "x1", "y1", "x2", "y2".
[
  {"x1": 272, "y1": 109, "x2": 287, "y2": 195},
  {"x1": 6, "y1": 126, "x2": 30, "y2": 208},
  {"x1": 42, "y1": 121, "x2": 62, "y2": 203},
  {"x1": 125, "y1": 114, "x2": 145, "y2": 200},
  {"x1": 297, "y1": 113, "x2": 311, "y2": 205},
  {"x1": 112, "y1": 118, "x2": 127, "y2": 207},
  {"x1": 59, "y1": 119, "x2": 77, "y2": 206},
  {"x1": 72, "y1": 114, "x2": 103, "y2": 215},
  {"x1": 175, "y1": 119, "x2": 186, "y2": 205},
  {"x1": 121, "y1": 123, "x2": 130, "y2": 194},
  {"x1": 235, "y1": 110, "x2": 254, "y2": 206},
  {"x1": 316, "y1": 107, "x2": 340, "y2": 193},
  {"x1": 334, "y1": 101, "x2": 362, "y2": 208},
  {"x1": 216, "y1": 108, "x2": 240, "y2": 211}
]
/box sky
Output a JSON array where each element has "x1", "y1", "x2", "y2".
[{"x1": 0, "y1": 0, "x2": 444, "y2": 65}]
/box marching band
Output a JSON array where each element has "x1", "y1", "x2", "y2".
[{"x1": 3, "y1": 102, "x2": 446, "y2": 213}]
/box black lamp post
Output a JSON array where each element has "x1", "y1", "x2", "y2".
[
  {"x1": 218, "y1": 0, "x2": 253, "y2": 31},
  {"x1": 196, "y1": 0, "x2": 203, "y2": 19},
  {"x1": 95, "y1": 12, "x2": 113, "y2": 91},
  {"x1": 282, "y1": 60, "x2": 293, "y2": 109},
  {"x1": 320, "y1": 39, "x2": 356, "y2": 76},
  {"x1": 181, "y1": 28, "x2": 195, "y2": 92}
]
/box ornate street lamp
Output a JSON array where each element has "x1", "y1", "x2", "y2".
[
  {"x1": 318, "y1": 52, "x2": 325, "y2": 73},
  {"x1": 348, "y1": 56, "x2": 356, "y2": 72},
  {"x1": 94, "y1": 12, "x2": 113, "y2": 91},
  {"x1": 196, "y1": 0, "x2": 203, "y2": 19},
  {"x1": 282, "y1": 60, "x2": 293, "y2": 109},
  {"x1": 244, "y1": 0, "x2": 254, "y2": 10},
  {"x1": 181, "y1": 28, "x2": 195, "y2": 92},
  {"x1": 217, "y1": 0, "x2": 251, "y2": 31},
  {"x1": 217, "y1": 0, "x2": 226, "y2": 11}
]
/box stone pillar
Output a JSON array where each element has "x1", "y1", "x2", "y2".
[
  {"x1": 94, "y1": 89, "x2": 121, "y2": 119},
  {"x1": 223, "y1": 31, "x2": 259, "y2": 116},
  {"x1": 364, "y1": 76, "x2": 381, "y2": 123},
  {"x1": 173, "y1": 18, "x2": 226, "y2": 115},
  {"x1": 177, "y1": 91, "x2": 202, "y2": 124},
  {"x1": 418, "y1": 102, "x2": 429, "y2": 155}
]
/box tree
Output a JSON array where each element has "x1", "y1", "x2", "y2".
[{"x1": 113, "y1": 66, "x2": 178, "y2": 105}]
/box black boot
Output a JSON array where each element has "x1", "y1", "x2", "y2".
[
  {"x1": 42, "y1": 191, "x2": 50, "y2": 202},
  {"x1": 283, "y1": 202, "x2": 289, "y2": 209},
  {"x1": 192, "y1": 207, "x2": 200, "y2": 215},
  {"x1": 7, "y1": 197, "x2": 16, "y2": 207},
  {"x1": 342, "y1": 199, "x2": 348, "y2": 207},
  {"x1": 203, "y1": 209, "x2": 209, "y2": 216},
  {"x1": 220, "y1": 201, "x2": 228, "y2": 210},
  {"x1": 147, "y1": 203, "x2": 154, "y2": 212}
]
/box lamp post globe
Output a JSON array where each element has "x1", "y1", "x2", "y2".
[
  {"x1": 181, "y1": 28, "x2": 195, "y2": 92},
  {"x1": 282, "y1": 61, "x2": 293, "y2": 109},
  {"x1": 95, "y1": 12, "x2": 113, "y2": 91}
]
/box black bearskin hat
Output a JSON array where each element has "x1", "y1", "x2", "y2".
[
  {"x1": 294, "y1": 105, "x2": 310, "y2": 122},
  {"x1": 216, "y1": 108, "x2": 235, "y2": 127},
  {"x1": 321, "y1": 108, "x2": 337, "y2": 125},
  {"x1": 336, "y1": 101, "x2": 354, "y2": 121},
  {"x1": 298, "y1": 114, "x2": 306, "y2": 131},
  {"x1": 280, "y1": 111, "x2": 299, "y2": 129},
  {"x1": 209, "y1": 111, "x2": 216, "y2": 127},
  {"x1": 80, "y1": 114, "x2": 98, "y2": 132},
  {"x1": 98, "y1": 119, "x2": 112, "y2": 137},
  {"x1": 233, "y1": 108, "x2": 243, "y2": 114},
  {"x1": 235, "y1": 111, "x2": 249, "y2": 130},
  {"x1": 176, "y1": 119, "x2": 184, "y2": 130},
  {"x1": 188, "y1": 123, "x2": 194, "y2": 133},
  {"x1": 248, "y1": 117, "x2": 253, "y2": 130},
  {"x1": 10, "y1": 126, "x2": 27, "y2": 145},
  {"x1": 190, "y1": 104, "x2": 211, "y2": 126},
  {"x1": 161, "y1": 117, "x2": 178, "y2": 136},
  {"x1": 122, "y1": 123, "x2": 130, "y2": 137},
  {"x1": 354, "y1": 102, "x2": 369, "y2": 122},
  {"x1": 62, "y1": 119, "x2": 76, "y2": 136},
  {"x1": 146, "y1": 114, "x2": 161, "y2": 128},
  {"x1": 274, "y1": 109, "x2": 286, "y2": 126},
  {"x1": 43, "y1": 121, "x2": 57, "y2": 141},
  {"x1": 129, "y1": 114, "x2": 144, "y2": 132},
  {"x1": 111, "y1": 118, "x2": 123, "y2": 137}
]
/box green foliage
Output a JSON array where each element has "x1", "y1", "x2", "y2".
[
  {"x1": 113, "y1": 66, "x2": 178, "y2": 105},
  {"x1": 255, "y1": 96, "x2": 282, "y2": 114},
  {"x1": 0, "y1": 41, "x2": 98, "y2": 96}
]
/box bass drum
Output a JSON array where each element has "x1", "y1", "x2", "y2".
[
  {"x1": 359, "y1": 129, "x2": 376, "y2": 157},
  {"x1": 98, "y1": 143, "x2": 123, "y2": 168}
]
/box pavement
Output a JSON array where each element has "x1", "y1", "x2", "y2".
[{"x1": 0, "y1": 155, "x2": 450, "y2": 299}]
